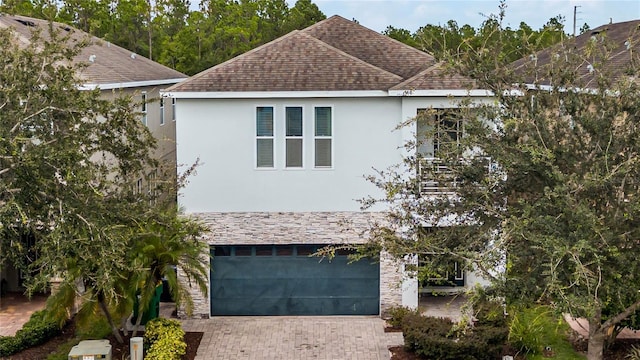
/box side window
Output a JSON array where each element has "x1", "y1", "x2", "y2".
[
  {"x1": 159, "y1": 98, "x2": 165, "y2": 125},
  {"x1": 141, "y1": 92, "x2": 147, "y2": 126},
  {"x1": 172, "y1": 98, "x2": 176, "y2": 121},
  {"x1": 314, "y1": 107, "x2": 332, "y2": 168},
  {"x1": 285, "y1": 106, "x2": 303, "y2": 168},
  {"x1": 256, "y1": 106, "x2": 274, "y2": 168}
]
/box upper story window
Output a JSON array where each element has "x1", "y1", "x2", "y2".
[
  {"x1": 285, "y1": 106, "x2": 303, "y2": 168},
  {"x1": 141, "y1": 92, "x2": 147, "y2": 126},
  {"x1": 314, "y1": 107, "x2": 332, "y2": 168},
  {"x1": 159, "y1": 98, "x2": 165, "y2": 125},
  {"x1": 417, "y1": 109, "x2": 463, "y2": 158},
  {"x1": 256, "y1": 106, "x2": 274, "y2": 168}
]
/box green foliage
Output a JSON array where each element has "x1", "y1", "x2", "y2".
[
  {"x1": 508, "y1": 306, "x2": 549, "y2": 354},
  {"x1": 386, "y1": 305, "x2": 419, "y2": 328},
  {"x1": 0, "y1": 310, "x2": 63, "y2": 357},
  {"x1": 401, "y1": 313, "x2": 507, "y2": 360},
  {"x1": 144, "y1": 318, "x2": 187, "y2": 360}
]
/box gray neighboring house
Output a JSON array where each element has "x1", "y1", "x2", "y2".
[{"x1": 0, "y1": 14, "x2": 187, "y2": 294}]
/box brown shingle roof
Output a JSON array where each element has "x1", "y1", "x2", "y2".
[
  {"x1": 511, "y1": 20, "x2": 640, "y2": 88},
  {"x1": 168, "y1": 30, "x2": 403, "y2": 92},
  {"x1": 391, "y1": 63, "x2": 477, "y2": 91},
  {"x1": 302, "y1": 15, "x2": 435, "y2": 79},
  {"x1": 0, "y1": 14, "x2": 186, "y2": 85},
  {"x1": 169, "y1": 15, "x2": 473, "y2": 93}
]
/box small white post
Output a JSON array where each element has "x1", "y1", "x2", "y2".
[{"x1": 130, "y1": 337, "x2": 144, "y2": 360}]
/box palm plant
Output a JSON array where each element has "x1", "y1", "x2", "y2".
[{"x1": 126, "y1": 207, "x2": 209, "y2": 336}]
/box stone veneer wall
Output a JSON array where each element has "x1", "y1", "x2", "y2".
[{"x1": 177, "y1": 211, "x2": 404, "y2": 318}]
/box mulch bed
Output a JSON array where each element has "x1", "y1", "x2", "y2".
[{"x1": 3, "y1": 321, "x2": 203, "y2": 360}]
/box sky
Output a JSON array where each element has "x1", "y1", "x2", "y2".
[{"x1": 303, "y1": 0, "x2": 640, "y2": 34}]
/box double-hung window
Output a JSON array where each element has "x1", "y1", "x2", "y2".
[
  {"x1": 314, "y1": 107, "x2": 332, "y2": 168},
  {"x1": 256, "y1": 106, "x2": 274, "y2": 168},
  {"x1": 141, "y1": 92, "x2": 147, "y2": 126},
  {"x1": 285, "y1": 107, "x2": 303, "y2": 168}
]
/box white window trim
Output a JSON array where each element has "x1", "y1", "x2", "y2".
[
  {"x1": 255, "y1": 105, "x2": 276, "y2": 170},
  {"x1": 284, "y1": 105, "x2": 305, "y2": 170},
  {"x1": 313, "y1": 105, "x2": 334, "y2": 170},
  {"x1": 141, "y1": 91, "x2": 147, "y2": 126}
]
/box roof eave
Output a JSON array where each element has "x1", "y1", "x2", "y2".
[
  {"x1": 161, "y1": 90, "x2": 390, "y2": 99},
  {"x1": 388, "y1": 89, "x2": 494, "y2": 97},
  {"x1": 80, "y1": 78, "x2": 187, "y2": 91}
]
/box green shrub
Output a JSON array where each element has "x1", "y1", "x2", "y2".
[
  {"x1": 0, "y1": 310, "x2": 62, "y2": 357},
  {"x1": 0, "y1": 336, "x2": 21, "y2": 356},
  {"x1": 386, "y1": 306, "x2": 419, "y2": 328},
  {"x1": 508, "y1": 306, "x2": 549, "y2": 354},
  {"x1": 144, "y1": 318, "x2": 186, "y2": 360},
  {"x1": 401, "y1": 312, "x2": 507, "y2": 360}
]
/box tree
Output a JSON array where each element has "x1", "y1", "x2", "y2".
[
  {"x1": 282, "y1": 0, "x2": 325, "y2": 33},
  {"x1": 361, "y1": 7, "x2": 640, "y2": 360},
  {"x1": 0, "y1": 24, "x2": 208, "y2": 343}
]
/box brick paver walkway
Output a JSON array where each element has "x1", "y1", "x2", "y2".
[
  {"x1": 0, "y1": 293, "x2": 47, "y2": 336},
  {"x1": 181, "y1": 316, "x2": 403, "y2": 360}
]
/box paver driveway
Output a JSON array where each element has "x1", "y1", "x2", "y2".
[{"x1": 181, "y1": 316, "x2": 403, "y2": 360}]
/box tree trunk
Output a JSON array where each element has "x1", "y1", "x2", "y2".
[
  {"x1": 98, "y1": 296, "x2": 124, "y2": 344},
  {"x1": 587, "y1": 317, "x2": 605, "y2": 360},
  {"x1": 132, "y1": 311, "x2": 144, "y2": 337},
  {"x1": 587, "y1": 330, "x2": 605, "y2": 360}
]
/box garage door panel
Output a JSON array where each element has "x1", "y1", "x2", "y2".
[{"x1": 210, "y1": 245, "x2": 379, "y2": 316}]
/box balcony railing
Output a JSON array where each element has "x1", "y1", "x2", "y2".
[
  {"x1": 417, "y1": 156, "x2": 498, "y2": 195},
  {"x1": 417, "y1": 157, "x2": 458, "y2": 194}
]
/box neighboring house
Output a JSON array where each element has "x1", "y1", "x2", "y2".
[
  {"x1": 512, "y1": 19, "x2": 640, "y2": 88},
  {"x1": 165, "y1": 15, "x2": 492, "y2": 317},
  {"x1": 0, "y1": 14, "x2": 187, "y2": 294}
]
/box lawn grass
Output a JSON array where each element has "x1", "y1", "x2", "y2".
[
  {"x1": 46, "y1": 316, "x2": 112, "y2": 360},
  {"x1": 514, "y1": 306, "x2": 585, "y2": 360}
]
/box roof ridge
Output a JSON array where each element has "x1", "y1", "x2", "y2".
[
  {"x1": 296, "y1": 31, "x2": 403, "y2": 83},
  {"x1": 303, "y1": 14, "x2": 435, "y2": 61}
]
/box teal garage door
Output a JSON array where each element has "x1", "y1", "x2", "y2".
[{"x1": 210, "y1": 245, "x2": 380, "y2": 315}]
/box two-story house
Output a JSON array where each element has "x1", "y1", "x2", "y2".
[
  {"x1": 0, "y1": 14, "x2": 187, "y2": 294},
  {"x1": 165, "y1": 15, "x2": 492, "y2": 317}
]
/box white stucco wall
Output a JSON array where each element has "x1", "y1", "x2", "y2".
[{"x1": 176, "y1": 97, "x2": 405, "y2": 213}]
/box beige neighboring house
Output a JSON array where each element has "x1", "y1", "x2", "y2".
[{"x1": 0, "y1": 14, "x2": 187, "y2": 294}]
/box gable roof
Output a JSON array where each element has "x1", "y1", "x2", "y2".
[
  {"x1": 511, "y1": 19, "x2": 640, "y2": 88},
  {"x1": 0, "y1": 14, "x2": 187, "y2": 88},
  {"x1": 168, "y1": 15, "x2": 477, "y2": 95}
]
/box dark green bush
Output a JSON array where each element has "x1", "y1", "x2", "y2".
[
  {"x1": 386, "y1": 305, "x2": 419, "y2": 328},
  {"x1": 0, "y1": 336, "x2": 21, "y2": 356},
  {"x1": 401, "y1": 313, "x2": 507, "y2": 360},
  {"x1": 0, "y1": 310, "x2": 62, "y2": 357},
  {"x1": 144, "y1": 317, "x2": 186, "y2": 360}
]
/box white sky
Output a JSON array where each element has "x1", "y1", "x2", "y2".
[{"x1": 304, "y1": 0, "x2": 640, "y2": 33}]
